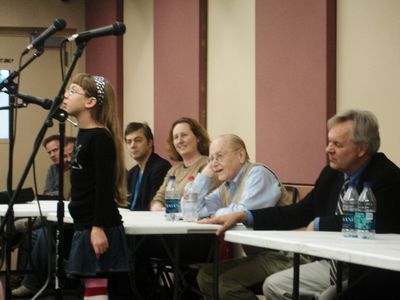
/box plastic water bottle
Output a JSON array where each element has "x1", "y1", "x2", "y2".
[
  {"x1": 341, "y1": 182, "x2": 358, "y2": 238},
  {"x1": 355, "y1": 182, "x2": 376, "y2": 239},
  {"x1": 165, "y1": 176, "x2": 181, "y2": 221},
  {"x1": 181, "y1": 176, "x2": 199, "y2": 222}
]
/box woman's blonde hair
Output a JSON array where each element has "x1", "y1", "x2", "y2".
[{"x1": 72, "y1": 73, "x2": 127, "y2": 206}]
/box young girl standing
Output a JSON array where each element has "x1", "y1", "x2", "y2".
[{"x1": 62, "y1": 73, "x2": 130, "y2": 299}]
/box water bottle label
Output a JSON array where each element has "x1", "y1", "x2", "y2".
[
  {"x1": 166, "y1": 198, "x2": 180, "y2": 213},
  {"x1": 342, "y1": 211, "x2": 355, "y2": 230},
  {"x1": 365, "y1": 212, "x2": 374, "y2": 220},
  {"x1": 355, "y1": 212, "x2": 375, "y2": 231}
]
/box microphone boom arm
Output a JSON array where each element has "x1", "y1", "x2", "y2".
[
  {"x1": 0, "y1": 49, "x2": 43, "y2": 91},
  {"x1": 0, "y1": 41, "x2": 87, "y2": 300}
]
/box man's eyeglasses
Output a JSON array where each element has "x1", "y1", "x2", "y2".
[{"x1": 209, "y1": 149, "x2": 240, "y2": 163}]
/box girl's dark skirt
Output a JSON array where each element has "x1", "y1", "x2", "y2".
[{"x1": 67, "y1": 224, "x2": 131, "y2": 278}]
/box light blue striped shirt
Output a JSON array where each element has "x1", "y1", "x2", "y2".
[{"x1": 193, "y1": 162, "x2": 282, "y2": 218}]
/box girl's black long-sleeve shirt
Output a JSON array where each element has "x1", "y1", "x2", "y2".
[{"x1": 69, "y1": 128, "x2": 122, "y2": 230}]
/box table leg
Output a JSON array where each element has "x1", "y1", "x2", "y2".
[
  {"x1": 173, "y1": 235, "x2": 180, "y2": 300},
  {"x1": 3, "y1": 209, "x2": 16, "y2": 300},
  {"x1": 127, "y1": 236, "x2": 147, "y2": 300},
  {"x1": 212, "y1": 235, "x2": 219, "y2": 300},
  {"x1": 158, "y1": 235, "x2": 181, "y2": 299},
  {"x1": 292, "y1": 253, "x2": 300, "y2": 300},
  {"x1": 336, "y1": 261, "x2": 343, "y2": 298}
]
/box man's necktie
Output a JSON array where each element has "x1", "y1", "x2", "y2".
[
  {"x1": 329, "y1": 178, "x2": 350, "y2": 285},
  {"x1": 130, "y1": 173, "x2": 142, "y2": 210}
]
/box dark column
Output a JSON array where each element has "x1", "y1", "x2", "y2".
[
  {"x1": 256, "y1": 0, "x2": 336, "y2": 183},
  {"x1": 85, "y1": 0, "x2": 124, "y2": 126},
  {"x1": 153, "y1": 0, "x2": 207, "y2": 158}
]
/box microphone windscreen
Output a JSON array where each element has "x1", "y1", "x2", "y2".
[
  {"x1": 54, "y1": 19, "x2": 66, "y2": 30},
  {"x1": 113, "y1": 22, "x2": 126, "y2": 36}
]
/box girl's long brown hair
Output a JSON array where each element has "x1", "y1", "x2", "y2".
[{"x1": 72, "y1": 73, "x2": 127, "y2": 206}]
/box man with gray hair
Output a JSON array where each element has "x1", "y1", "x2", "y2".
[
  {"x1": 201, "y1": 110, "x2": 400, "y2": 299},
  {"x1": 194, "y1": 134, "x2": 293, "y2": 299}
]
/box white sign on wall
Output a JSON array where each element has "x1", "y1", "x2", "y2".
[{"x1": 0, "y1": 69, "x2": 10, "y2": 139}]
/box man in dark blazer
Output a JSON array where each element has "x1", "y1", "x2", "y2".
[
  {"x1": 111, "y1": 122, "x2": 171, "y2": 297},
  {"x1": 125, "y1": 122, "x2": 171, "y2": 210},
  {"x1": 201, "y1": 109, "x2": 400, "y2": 299}
]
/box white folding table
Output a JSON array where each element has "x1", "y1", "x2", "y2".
[
  {"x1": 47, "y1": 209, "x2": 227, "y2": 299},
  {"x1": 225, "y1": 230, "x2": 400, "y2": 299}
]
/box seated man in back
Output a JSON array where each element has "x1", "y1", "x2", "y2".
[
  {"x1": 12, "y1": 135, "x2": 76, "y2": 297},
  {"x1": 43, "y1": 135, "x2": 76, "y2": 199},
  {"x1": 194, "y1": 134, "x2": 294, "y2": 300},
  {"x1": 124, "y1": 122, "x2": 171, "y2": 210},
  {"x1": 109, "y1": 122, "x2": 171, "y2": 297}
]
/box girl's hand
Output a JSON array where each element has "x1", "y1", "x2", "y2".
[{"x1": 91, "y1": 226, "x2": 109, "y2": 259}]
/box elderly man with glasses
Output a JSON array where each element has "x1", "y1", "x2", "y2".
[
  {"x1": 193, "y1": 134, "x2": 294, "y2": 300},
  {"x1": 200, "y1": 110, "x2": 400, "y2": 300}
]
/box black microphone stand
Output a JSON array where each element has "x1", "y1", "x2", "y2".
[
  {"x1": 0, "y1": 42, "x2": 86, "y2": 300},
  {"x1": 31, "y1": 109, "x2": 67, "y2": 300},
  {"x1": 53, "y1": 112, "x2": 66, "y2": 300},
  {"x1": 0, "y1": 48, "x2": 43, "y2": 300},
  {"x1": 4, "y1": 89, "x2": 17, "y2": 300},
  {"x1": 52, "y1": 41, "x2": 87, "y2": 300},
  {"x1": 0, "y1": 50, "x2": 43, "y2": 91}
]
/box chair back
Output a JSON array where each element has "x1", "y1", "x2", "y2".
[
  {"x1": 282, "y1": 183, "x2": 314, "y2": 203},
  {"x1": 0, "y1": 188, "x2": 34, "y2": 204}
]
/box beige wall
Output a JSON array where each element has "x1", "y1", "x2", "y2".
[
  {"x1": 207, "y1": 0, "x2": 256, "y2": 159},
  {"x1": 123, "y1": 0, "x2": 154, "y2": 170},
  {"x1": 337, "y1": 0, "x2": 400, "y2": 166},
  {"x1": 2, "y1": 1, "x2": 398, "y2": 193},
  {"x1": 118, "y1": 0, "x2": 400, "y2": 171},
  {"x1": 0, "y1": 0, "x2": 84, "y2": 28},
  {"x1": 122, "y1": 0, "x2": 256, "y2": 163},
  {"x1": 0, "y1": 0, "x2": 85, "y2": 192}
]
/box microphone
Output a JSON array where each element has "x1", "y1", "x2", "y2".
[
  {"x1": 53, "y1": 108, "x2": 78, "y2": 127},
  {"x1": 22, "y1": 19, "x2": 66, "y2": 55},
  {"x1": 67, "y1": 22, "x2": 126, "y2": 43},
  {"x1": 16, "y1": 93, "x2": 53, "y2": 110}
]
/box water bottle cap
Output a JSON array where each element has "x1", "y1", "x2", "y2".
[
  {"x1": 363, "y1": 181, "x2": 370, "y2": 188},
  {"x1": 169, "y1": 175, "x2": 176, "y2": 180},
  {"x1": 187, "y1": 175, "x2": 195, "y2": 181}
]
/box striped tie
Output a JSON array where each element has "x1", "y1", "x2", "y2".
[
  {"x1": 336, "y1": 178, "x2": 350, "y2": 215},
  {"x1": 329, "y1": 178, "x2": 350, "y2": 285}
]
